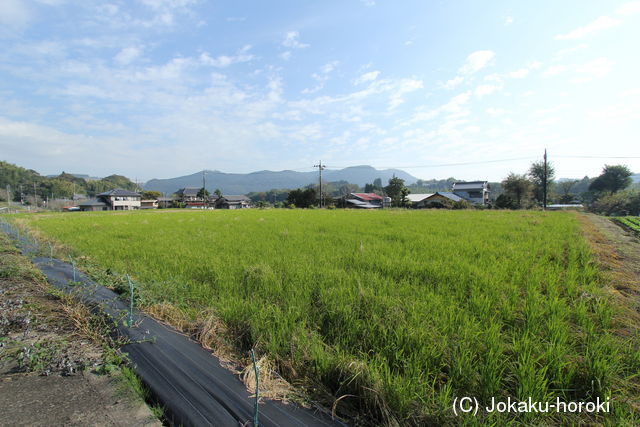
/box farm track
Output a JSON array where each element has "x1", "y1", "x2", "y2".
[{"x1": 578, "y1": 213, "x2": 640, "y2": 324}]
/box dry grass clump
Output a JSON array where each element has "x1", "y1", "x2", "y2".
[{"x1": 241, "y1": 355, "x2": 292, "y2": 402}]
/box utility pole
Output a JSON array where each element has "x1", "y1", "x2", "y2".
[
  {"x1": 313, "y1": 161, "x2": 325, "y2": 208},
  {"x1": 543, "y1": 149, "x2": 548, "y2": 210},
  {"x1": 6, "y1": 185, "x2": 11, "y2": 208},
  {"x1": 202, "y1": 170, "x2": 207, "y2": 208},
  {"x1": 33, "y1": 182, "x2": 38, "y2": 208}
]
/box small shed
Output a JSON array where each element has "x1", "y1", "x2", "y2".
[{"x1": 79, "y1": 199, "x2": 108, "y2": 211}]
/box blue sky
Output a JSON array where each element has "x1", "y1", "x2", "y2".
[{"x1": 1, "y1": 0, "x2": 639, "y2": 182}]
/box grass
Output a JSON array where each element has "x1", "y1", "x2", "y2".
[{"x1": 11, "y1": 209, "x2": 640, "y2": 425}]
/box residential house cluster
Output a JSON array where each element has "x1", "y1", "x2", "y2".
[
  {"x1": 77, "y1": 187, "x2": 251, "y2": 211},
  {"x1": 74, "y1": 180, "x2": 490, "y2": 212},
  {"x1": 344, "y1": 181, "x2": 491, "y2": 209}
]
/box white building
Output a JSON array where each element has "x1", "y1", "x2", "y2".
[{"x1": 451, "y1": 181, "x2": 491, "y2": 206}]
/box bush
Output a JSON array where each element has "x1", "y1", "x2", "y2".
[{"x1": 589, "y1": 190, "x2": 640, "y2": 216}]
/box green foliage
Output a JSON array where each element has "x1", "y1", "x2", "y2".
[
  {"x1": 385, "y1": 176, "x2": 410, "y2": 207},
  {"x1": 286, "y1": 188, "x2": 316, "y2": 208},
  {"x1": 140, "y1": 191, "x2": 162, "y2": 200},
  {"x1": 591, "y1": 191, "x2": 640, "y2": 216},
  {"x1": 501, "y1": 173, "x2": 533, "y2": 209},
  {"x1": 528, "y1": 160, "x2": 556, "y2": 204},
  {"x1": 196, "y1": 187, "x2": 210, "y2": 199},
  {"x1": 0, "y1": 161, "x2": 139, "y2": 200},
  {"x1": 589, "y1": 165, "x2": 633, "y2": 194},
  {"x1": 18, "y1": 209, "x2": 639, "y2": 424}
]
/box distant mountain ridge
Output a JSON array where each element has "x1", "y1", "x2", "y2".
[{"x1": 144, "y1": 166, "x2": 419, "y2": 194}]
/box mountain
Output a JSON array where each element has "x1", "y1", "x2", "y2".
[
  {"x1": 631, "y1": 173, "x2": 640, "y2": 183},
  {"x1": 144, "y1": 165, "x2": 419, "y2": 194}
]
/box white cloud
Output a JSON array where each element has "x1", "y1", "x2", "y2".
[
  {"x1": 443, "y1": 76, "x2": 463, "y2": 89},
  {"x1": 486, "y1": 108, "x2": 507, "y2": 116},
  {"x1": 543, "y1": 65, "x2": 567, "y2": 77},
  {"x1": 442, "y1": 50, "x2": 495, "y2": 89},
  {"x1": 504, "y1": 16, "x2": 514, "y2": 25},
  {"x1": 388, "y1": 78, "x2": 423, "y2": 110},
  {"x1": 301, "y1": 61, "x2": 339, "y2": 94},
  {"x1": 459, "y1": 50, "x2": 496, "y2": 75},
  {"x1": 573, "y1": 57, "x2": 614, "y2": 83},
  {"x1": 360, "y1": 0, "x2": 376, "y2": 6},
  {"x1": 321, "y1": 61, "x2": 339, "y2": 74},
  {"x1": 508, "y1": 68, "x2": 529, "y2": 79},
  {"x1": 282, "y1": 31, "x2": 309, "y2": 49},
  {"x1": 0, "y1": 0, "x2": 31, "y2": 36},
  {"x1": 354, "y1": 70, "x2": 380, "y2": 85},
  {"x1": 114, "y1": 46, "x2": 142, "y2": 65},
  {"x1": 555, "y1": 16, "x2": 621, "y2": 40},
  {"x1": 200, "y1": 45, "x2": 253, "y2": 68},
  {"x1": 280, "y1": 51, "x2": 291, "y2": 61},
  {"x1": 475, "y1": 84, "x2": 500, "y2": 97},
  {"x1": 616, "y1": 1, "x2": 640, "y2": 16}
]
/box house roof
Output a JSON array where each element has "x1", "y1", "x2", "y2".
[
  {"x1": 452, "y1": 181, "x2": 489, "y2": 190},
  {"x1": 175, "y1": 187, "x2": 201, "y2": 196},
  {"x1": 220, "y1": 195, "x2": 250, "y2": 202},
  {"x1": 434, "y1": 192, "x2": 464, "y2": 202},
  {"x1": 79, "y1": 199, "x2": 107, "y2": 207},
  {"x1": 350, "y1": 193, "x2": 384, "y2": 201},
  {"x1": 407, "y1": 193, "x2": 434, "y2": 203},
  {"x1": 346, "y1": 199, "x2": 382, "y2": 208},
  {"x1": 97, "y1": 188, "x2": 141, "y2": 197}
]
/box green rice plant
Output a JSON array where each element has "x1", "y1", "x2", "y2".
[{"x1": 13, "y1": 209, "x2": 639, "y2": 425}]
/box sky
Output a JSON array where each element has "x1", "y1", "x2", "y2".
[{"x1": 1, "y1": 0, "x2": 639, "y2": 182}]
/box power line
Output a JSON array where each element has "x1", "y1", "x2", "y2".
[{"x1": 553, "y1": 155, "x2": 640, "y2": 159}]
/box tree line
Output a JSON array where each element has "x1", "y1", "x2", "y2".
[{"x1": 497, "y1": 162, "x2": 638, "y2": 215}]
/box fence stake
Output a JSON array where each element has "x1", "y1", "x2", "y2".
[
  {"x1": 69, "y1": 256, "x2": 76, "y2": 282},
  {"x1": 127, "y1": 275, "x2": 134, "y2": 327},
  {"x1": 251, "y1": 349, "x2": 260, "y2": 427}
]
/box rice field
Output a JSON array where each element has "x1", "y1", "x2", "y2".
[{"x1": 13, "y1": 209, "x2": 640, "y2": 424}]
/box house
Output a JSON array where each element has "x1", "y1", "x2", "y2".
[
  {"x1": 157, "y1": 197, "x2": 174, "y2": 209},
  {"x1": 78, "y1": 199, "x2": 108, "y2": 211},
  {"x1": 406, "y1": 193, "x2": 434, "y2": 208},
  {"x1": 215, "y1": 195, "x2": 251, "y2": 209},
  {"x1": 345, "y1": 193, "x2": 385, "y2": 209},
  {"x1": 451, "y1": 181, "x2": 491, "y2": 206},
  {"x1": 407, "y1": 192, "x2": 465, "y2": 208},
  {"x1": 140, "y1": 199, "x2": 159, "y2": 209},
  {"x1": 93, "y1": 189, "x2": 141, "y2": 210},
  {"x1": 175, "y1": 187, "x2": 209, "y2": 208}
]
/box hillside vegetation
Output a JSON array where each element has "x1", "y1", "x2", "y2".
[{"x1": 15, "y1": 210, "x2": 640, "y2": 425}]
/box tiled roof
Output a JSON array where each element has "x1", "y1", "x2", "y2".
[
  {"x1": 96, "y1": 188, "x2": 141, "y2": 197},
  {"x1": 351, "y1": 193, "x2": 383, "y2": 201}
]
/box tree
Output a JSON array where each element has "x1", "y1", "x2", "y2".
[
  {"x1": 589, "y1": 165, "x2": 632, "y2": 194},
  {"x1": 528, "y1": 160, "x2": 555, "y2": 205},
  {"x1": 501, "y1": 173, "x2": 533, "y2": 209},
  {"x1": 385, "y1": 176, "x2": 410, "y2": 207},
  {"x1": 214, "y1": 188, "x2": 222, "y2": 198},
  {"x1": 141, "y1": 190, "x2": 162, "y2": 200},
  {"x1": 197, "y1": 187, "x2": 210, "y2": 199},
  {"x1": 556, "y1": 180, "x2": 578, "y2": 204},
  {"x1": 286, "y1": 188, "x2": 317, "y2": 208}
]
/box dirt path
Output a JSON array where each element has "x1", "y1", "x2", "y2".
[
  {"x1": 0, "y1": 234, "x2": 160, "y2": 427},
  {"x1": 578, "y1": 212, "x2": 640, "y2": 318}
]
